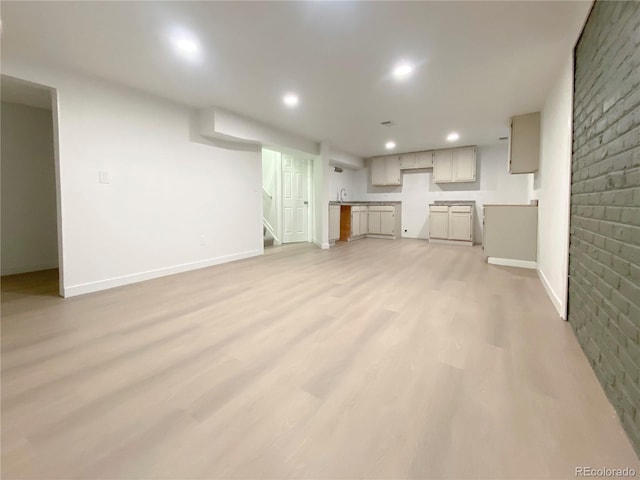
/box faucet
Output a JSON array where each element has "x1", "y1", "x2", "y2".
[{"x1": 339, "y1": 188, "x2": 347, "y2": 203}]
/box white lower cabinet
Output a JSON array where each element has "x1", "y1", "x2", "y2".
[
  {"x1": 329, "y1": 203, "x2": 400, "y2": 244},
  {"x1": 448, "y1": 206, "x2": 473, "y2": 240},
  {"x1": 368, "y1": 210, "x2": 381, "y2": 234},
  {"x1": 368, "y1": 205, "x2": 396, "y2": 236},
  {"x1": 428, "y1": 206, "x2": 450, "y2": 239},
  {"x1": 429, "y1": 204, "x2": 473, "y2": 244},
  {"x1": 329, "y1": 205, "x2": 340, "y2": 241},
  {"x1": 351, "y1": 207, "x2": 361, "y2": 236},
  {"x1": 359, "y1": 206, "x2": 368, "y2": 234}
]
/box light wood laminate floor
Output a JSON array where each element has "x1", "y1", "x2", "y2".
[{"x1": 2, "y1": 239, "x2": 639, "y2": 479}]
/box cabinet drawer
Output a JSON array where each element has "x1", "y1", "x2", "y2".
[
  {"x1": 430, "y1": 205, "x2": 449, "y2": 213},
  {"x1": 450, "y1": 205, "x2": 472, "y2": 213},
  {"x1": 368, "y1": 205, "x2": 395, "y2": 212},
  {"x1": 351, "y1": 206, "x2": 361, "y2": 212}
]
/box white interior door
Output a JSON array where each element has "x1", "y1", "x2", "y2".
[{"x1": 282, "y1": 155, "x2": 309, "y2": 243}]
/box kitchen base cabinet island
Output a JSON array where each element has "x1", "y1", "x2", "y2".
[{"x1": 329, "y1": 202, "x2": 401, "y2": 245}]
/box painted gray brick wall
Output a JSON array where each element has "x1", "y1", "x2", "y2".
[{"x1": 570, "y1": 0, "x2": 640, "y2": 456}]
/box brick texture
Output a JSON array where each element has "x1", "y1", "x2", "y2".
[{"x1": 570, "y1": 0, "x2": 640, "y2": 456}]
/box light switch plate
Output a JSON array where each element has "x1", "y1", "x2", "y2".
[{"x1": 99, "y1": 170, "x2": 110, "y2": 184}]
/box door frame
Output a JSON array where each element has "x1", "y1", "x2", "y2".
[{"x1": 1, "y1": 75, "x2": 65, "y2": 297}]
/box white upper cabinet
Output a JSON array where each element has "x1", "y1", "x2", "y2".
[
  {"x1": 399, "y1": 151, "x2": 433, "y2": 170},
  {"x1": 415, "y1": 151, "x2": 433, "y2": 168},
  {"x1": 372, "y1": 146, "x2": 474, "y2": 185},
  {"x1": 433, "y1": 150, "x2": 454, "y2": 182},
  {"x1": 433, "y1": 147, "x2": 476, "y2": 183},
  {"x1": 371, "y1": 157, "x2": 387, "y2": 185},
  {"x1": 452, "y1": 147, "x2": 476, "y2": 182},
  {"x1": 509, "y1": 112, "x2": 540, "y2": 174},
  {"x1": 398, "y1": 153, "x2": 417, "y2": 169},
  {"x1": 371, "y1": 156, "x2": 402, "y2": 186},
  {"x1": 384, "y1": 156, "x2": 402, "y2": 185}
]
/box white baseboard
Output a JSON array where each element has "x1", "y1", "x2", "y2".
[
  {"x1": 537, "y1": 268, "x2": 565, "y2": 319},
  {"x1": 429, "y1": 238, "x2": 473, "y2": 246},
  {"x1": 487, "y1": 257, "x2": 537, "y2": 269},
  {"x1": 63, "y1": 249, "x2": 262, "y2": 298},
  {"x1": 313, "y1": 239, "x2": 330, "y2": 249}
]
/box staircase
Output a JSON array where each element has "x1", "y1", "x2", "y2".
[{"x1": 263, "y1": 226, "x2": 275, "y2": 248}]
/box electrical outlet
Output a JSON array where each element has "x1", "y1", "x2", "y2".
[
  {"x1": 199, "y1": 235, "x2": 206, "y2": 246},
  {"x1": 99, "y1": 170, "x2": 110, "y2": 184}
]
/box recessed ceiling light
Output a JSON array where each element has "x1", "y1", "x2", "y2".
[
  {"x1": 393, "y1": 63, "x2": 414, "y2": 79},
  {"x1": 176, "y1": 38, "x2": 198, "y2": 53},
  {"x1": 447, "y1": 132, "x2": 460, "y2": 142},
  {"x1": 385, "y1": 141, "x2": 396, "y2": 150},
  {"x1": 283, "y1": 93, "x2": 299, "y2": 107}
]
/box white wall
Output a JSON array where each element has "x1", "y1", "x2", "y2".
[
  {"x1": 199, "y1": 107, "x2": 319, "y2": 156},
  {"x1": 349, "y1": 144, "x2": 529, "y2": 241},
  {"x1": 329, "y1": 147, "x2": 365, "y2": 170},
  {"x1": 529, "y1": 56, "x2": 573, "y2": 318},
  {"x1": 329, "y1": 168, "x2": 358, "y2": 203},
  {"x1": 3, "y1": 61, "x2": 263, "y2": 297},
  {"x1": 1, "y1": 101, "x2": 58, "y2": 275},
  {"x1": 261, "y1": 148, "x2": 281, "y2": 241},
  {"x1": 313, "y1": 142, "x2": 331, "y2": 248}
]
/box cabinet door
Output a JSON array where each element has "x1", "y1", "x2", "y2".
[
  {"x1": 371, "y1": 157, "x2": 386, "y2": 185},
  {"x1": 360, "y1": 207, "x2": 368, "y2": 234},
  {"x1": 433, "y1": 150, "x2": 453, "y2": 183},
  {"x1": 452, "y1": 147, "x2": 476, "y2": 182},
  {"x1": 429, "y1": 209, "x2": 449, "y2": 239},
  {"x1": 380, "y1": 211, "x2": 395, "y2": 235},
  {"x1": 416, "y1": 151, "x2": 433, "y2": 168},
  {"x1": 509, "y1": 112, "x2": 540, "y2": 173},
  {"x1": 368, "y1": 211, "x2": 381, "y2": 234},
  {"x1": 384, "y1": 156, "x2": 402, "y2": 185},
  {"x1": 329, "y1": 205, "x2": 340, "y2": 240},
  {"x1": 351, "y1": 210, "x2": 360, "y2": 236},
  {"x1": 448, "y1": 209, "x2": 472, "y2": 241},
  {"x1": 399, "y1": 153, "x2": 416, "y2": 169}
]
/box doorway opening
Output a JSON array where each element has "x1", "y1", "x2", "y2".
[
  {"x1": 1, "y1": 75, "x2": 63, "y2": 296},
  {"x1": 261, "y1": 147, "x2": 314, "y2": 248}
]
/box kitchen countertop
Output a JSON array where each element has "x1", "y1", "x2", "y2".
[
  {"x1": 429, "y1": 200, "x2": 476, "y2": 206},
  {"x1": 329, "y1": 201, "x2": 401, "y2": 206},
  {"x1": 484, "y1": 204, "x2": 538, "y2": 207}
]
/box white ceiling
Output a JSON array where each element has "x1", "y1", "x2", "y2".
[
  {"x1": 1, "y1": 1, "x2": 591, "y2": 157},
  {"x1": 1, "y1": 75, "x2": 52, "y2": 110}
]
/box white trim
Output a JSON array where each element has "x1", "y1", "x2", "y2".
[
  {"x1": 63, "y1": 249, "x2": 262, "y2": 297},
  {"x1": 487, "y1": 257, "x2": 537, "y2": 269},
  {"x1": 262, "y1": 185, "x2": 273, "y2": 200},
  {"x1": 429, "y1": 238, "x2": 473, "y2": 246},
  {"x1": 263, "y1": 218, "x2": 279, "y2": 244},
  {"x1": 537, "y1": 268, "x2": 565, "y2": 319},
  {"x1": 313, "y1": 239, "x2": 330, "y2": 249}
]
